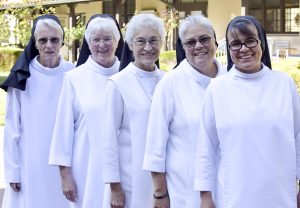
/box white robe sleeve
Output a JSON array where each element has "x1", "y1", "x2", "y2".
[
  {"x1": 102, "y1": 80, "x2": 124, "y2": 183},
  {"x1": 143, "y1": 78, "x2": 173, "y2": 172},
  {"x1": 292, "y1": 82, "x2": 300, "y2": 180},
  {"x1": 194, "y1": 86, "x2": 219, "y2": 191},
  {"x1": 49, "y1": 75, "x2": 77, "y2": 167},
  {"x1": 3, "y1": 87, "x2": 21, "y2": 182}
]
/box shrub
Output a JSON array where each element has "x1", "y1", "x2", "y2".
[
  {"x1": 159, "y1": 50, "x2": 176, "y2": 71},
  {"x1": 0, "y1": 47, "x2": 23, "y2": 72}
]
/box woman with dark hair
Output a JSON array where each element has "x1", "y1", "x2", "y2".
[
  {"x1": 143, "y1": 14, "x2": 225, "y2": 208},
  {"x1": 1, "y1": 14, "x2": 74, "y2": 208},
  {"x1": 194, "y1": 15, "x2": 300, "y2": 208},
  {"x1": 49, "y1": 14, "x2": 123, "y2": 208}
]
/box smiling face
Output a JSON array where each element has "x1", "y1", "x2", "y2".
[
  {"x1": 182, "y1": 25, "x2": 217, "y2": 71},
  {"x1": 227, "y1": 24, "x2": 263, "y2": 73},
  {"x1": 88, "y1": 30, "x2": 117, "y2": 67},
  {"x1": 129, "y1": 27, "x2": 162, "y2": 71},
  {"x1": 35, "y1": 24, "x2": 62, "y2": 68}
]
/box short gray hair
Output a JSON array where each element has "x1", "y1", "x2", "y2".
[
  {"x1": 125, "y1": 13, "x2": 165, "y2": 45},
  {"x1": 34, "y1": 18, "x2": 63, "y2": 40},
  {"x1": 179, "y1": 14, "x2": 215, "y2": 41},
  {"x1": 84, "y1": 17, "x2": 120, "y2": 43}
]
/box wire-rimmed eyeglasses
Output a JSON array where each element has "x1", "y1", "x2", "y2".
[
  {"x1": 183, "y1": 36, "x2": 212, "y2": 48},
  {"x1": 228, "y1": 38, "x2": 259, "y2": 51},
  {"x1": 132, "y1": 38, "x2": 161, "y2": 47}
]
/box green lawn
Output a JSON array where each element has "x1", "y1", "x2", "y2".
[{"x1": 0, "y1": 57, "x2": 299, "y2": 126}]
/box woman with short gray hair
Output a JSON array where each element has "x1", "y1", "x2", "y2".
[
  {"x1": 143, "y1": 14, "x2": 226, "y2": 208},
  {"x1": 49, "y1": 14, "x2": 123, "y2": 208},
  {"x1": 102, "y1": 13, "x2": 165, "y2": 208}
]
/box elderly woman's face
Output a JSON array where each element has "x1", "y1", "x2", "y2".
[
  {"x1": 88, "y1": 30, "x2": 117, "y2": 67},
  {"x1": 227, "y1": 24, "x2": 262, "y2": 73},
  {"x1": 35, "y1": 25, "x2": 62, "y2": 67},
  {"x1": 182, "y1": 25, "x2": 216, "y2": 71},
  {"x1": 130, "y1": 27, "x2": 162, "y2": 71}
]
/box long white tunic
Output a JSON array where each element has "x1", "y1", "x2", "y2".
[
  {"x1": 49, "y1": 56, "x2": 119, "y2": 208},
  {"x1": 2, "y1": 56, "x2": 74, "y2": 208},
  {"x1": 102, "y1": 63, "x2": 164, "y2": 208},
  {"x1": 143, "y1": 59, "x2": 225, "y2": 208},
  {"x1": 194, "y1": 65, "x2": 300, "y2": 208}
]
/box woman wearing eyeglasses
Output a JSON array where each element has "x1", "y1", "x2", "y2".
[
  {"x1": 0, "y1": 15, "x2": 74, "y2": 208},
  {"x1": 102, "y1": 13, "x2": 165, "y2": 208},
  {"x1": 48, "y1": 15, "x2": 123, "y2": 208},
  {"x1": 194, "y1": 15, "x2": 300, "y2": 208},
  {"x1": 142, "y1": 14, "x2": 225, "y2": 208}
]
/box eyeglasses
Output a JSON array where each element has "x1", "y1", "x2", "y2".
[
  {"x1": 37, "y1": 37, "x2": 61, "y2": 45},
  {"x1": 90, "y1": 37, "x2": 113, "y2": 45},
  {"x1": 228, "y1": 38, "x2": 259, "y2": 51},
  {"x1": 183, "y1": 36, "x2": 212, "y2": 48},
  {"x1": 132, "y1": 38, "x2": 161, "y2": 47}
]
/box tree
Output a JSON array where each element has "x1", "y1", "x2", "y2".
[
  {"x1": 0, "y1": 11, "x2": 11, "y2": 45},
  {"x1": 160, "y1": 8, "x2": 179, "y2": 51},
  {"x1": 0, "y1": 3, "x2": 55, "y2": 47}
]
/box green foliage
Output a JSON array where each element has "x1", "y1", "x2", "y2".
[
  {"x1": 0, "y1": 47, "x2": 23, "y2": 72},
  {"x1": 0, "y1": 11, "x2": 10, "y2": 44},
  {"x1": 64, "y1": 18, "x2": 85, "y2": 49},
  {"x1": 272, "y1": 58, "x2": 300, "y2": 93},
  {"x1": 159, "y1": 50, "x2": 176, "y2": 71},
  {"x1": 0, "y1": 4, "x2": 56, "y2": 47},
  {"x1": 160, "y1": 8, "x2": 179, "y2": 50}
]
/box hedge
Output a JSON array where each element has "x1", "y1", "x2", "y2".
[{"x1": 0, "y1": 47, "x2": 23, "y2": 72}]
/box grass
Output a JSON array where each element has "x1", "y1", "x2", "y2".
[{"x1": 0, "y1": 57, "x2": 299, "y2": 126}]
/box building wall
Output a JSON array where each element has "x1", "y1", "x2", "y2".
[
  {"x1": 136, "y1": 0, "x2": 166, "y2": 16},
  {"x1": 208, "y1": 0, "x2": 241, "y2": 41}
]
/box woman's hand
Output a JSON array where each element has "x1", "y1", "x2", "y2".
[
  {"x1": 110, "y1": 183, "x2": 125, "y2": 208},
  {"x1": 59, "y1": 166, "x2": 77, "y2": 202},
  {"x1": 10, "y1": 183, "x2": 21, "y2": 192},
  {"x1": 200, "y1": 191, "x2": 215, "y2": 208},
  {"x1": 154, "y1": 195, "x2": 170, "y2": 208}
]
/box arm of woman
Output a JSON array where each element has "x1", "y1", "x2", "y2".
[
  {"x1": 102, "y1": 80, "x2": 125, "y2": 207},
  {"x1": 48, "y1": 75, "x2": 78, "y2": 201},
  {"x1": 194, "y1": 86, "x2": 219, "y2": 204},
  {"x1": 152, "y1": 172, "x2": 170, "y2": 208},
  {"x1": 4, "y1": 87, "x2": 22, "y2": 192},
  {"x1": 59, "y1": 166, "x2": 77, "y2": 202}
]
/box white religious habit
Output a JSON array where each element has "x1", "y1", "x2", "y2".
[
  {"x1": 102, "y1": 62, "x2": 164, "y2": 208},
  {"x1": 49, "y1": 56, "x2": 120, "y2": 208},
  {"x1": 143, "y1": 58, "x2": 225, "y2": 208},
  {"x1": 2, "y1": 56, "x2": 74, "y2": 208},
  {"x1": 194, "y1": 65, "x2": 300, "y2": 208}
]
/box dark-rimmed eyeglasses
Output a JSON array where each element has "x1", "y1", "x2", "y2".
[
  {"x1": 132, "y1": 38, "x2": 161, "y2": 47},
  {"x1": 37, "y1": 37, "x2": 61, "y2": 45},
  {"x1": 228, "y1": 38, "x2": 259, "y2": 51},
  {"x1": 183, "y1": 36, "x2": 212, "y2": 48}
]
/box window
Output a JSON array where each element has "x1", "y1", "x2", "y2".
[{"x1": 248, "y1": 0, "x2": 299, "y2": 33}]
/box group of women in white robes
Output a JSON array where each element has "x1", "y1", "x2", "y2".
[
  {"x1": 0, "y1": 15, "x2": 74, "y2": 208},
  {"x1": 49, "y1": 14, "x2": 124, "y2": 208},
  {"x1": 1, "y1": 12, "x2": 300, "y2": 208},
  {"x1": 143, "y1": 15, "x2": 226, "y2": 208},
  {"x1": 194, "y1": 15, "x2": 300, "y2": 208}
]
